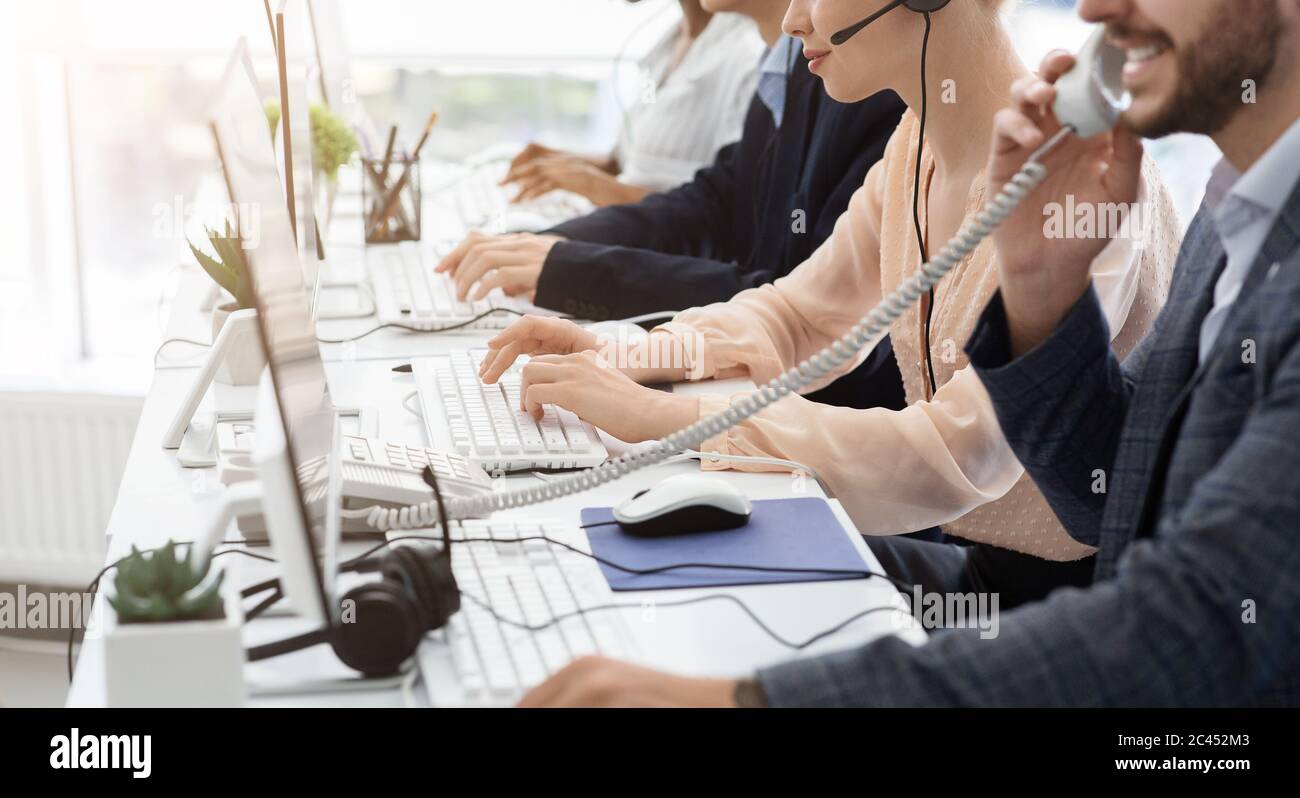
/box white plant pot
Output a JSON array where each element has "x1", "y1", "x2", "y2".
[
  {"x1": 211, "y1": 302, "x2": 266, "y2": 386},
  {"x1": 101, "y1": 573, "x2": 246, "y2": 707}
]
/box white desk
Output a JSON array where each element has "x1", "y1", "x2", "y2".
[{"x1": 69, "y1": 220, "x2": 924, "y2": 708}]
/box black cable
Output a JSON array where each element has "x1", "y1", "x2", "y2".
[
  {"x1": 84, "y1": 511, "x2": 913, "y2": 682},
  {"x1": 459, "y1": 591, "x2": 899, "y2": 652},
  {"x1": 374, "y1": 533, "x2": 908, "y2": 650},
  {"x1": 228, "y1": 524, "x2": 631, "y2": 628},
  {"x1": 370, "y1": 532, "x2": 909, "y2": 592},
  {"x1": 240, "y1": 575, "x2": 282, "y2": 599},
  {"x1": 913, "y1": 11, "x2": 938, "y2": 397},
  {"x1": 315, "y1": 308, "x2": 567, "y2": 344},
  {"x1": 341, "y1": 523, "x2": 917, "y2": 654},
  {"x1": 247, "y1": 521, "x2": 914, "y2": 657},
  {"x1": 244, "y1": 587, "x2": 284, "y2": 623},
  {"x1": 339, "y1": 519, "x2": 622, "y2": 568},
  {"x1": 423, "y1": 465, "x2": 454, "y2": 560}
]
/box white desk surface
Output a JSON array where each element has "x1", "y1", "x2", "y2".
[{"x1": 70, "y1": 224, "x2": 924, "y2": 708}]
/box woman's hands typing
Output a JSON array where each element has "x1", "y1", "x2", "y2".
[
  {"x1": 516, "y1": 351, "x2": 698, "y2": 443},
  {"x1": 477, "y1": 316, "x2": 600, "y2": 384},
  {"x1": 478, "y1": 315, "x2": 698, "y2": 444}
]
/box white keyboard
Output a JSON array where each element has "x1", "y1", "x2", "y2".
[
  {"x1": 413, "y1": 351, "x2": 609, "y2": 472},
  {"x1": 366, "y1": 159, "x2": 593, "y2": 329},
  {"x1": 392, "y1": 519, "x2": 638, "y2": 707},
  {"x1": 369, "y1": 241, "x2": 528, "y2": 330},
  {"x1": 439, "y1": 161, "x2": 592, "y2": 232}
]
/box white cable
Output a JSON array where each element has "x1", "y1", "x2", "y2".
[
  {"x1": 364, "y1": 130, "x2": 1074, "y2": 532},
  {"x1": 401, "y1": 390, "x2": 422, "y2": 419},
  {"x1": 314, "y1": 280, "x2": 378, "y2": 321},
  {"x1": 153, "y1": 337, "x2": 211, "y2": 367},
  {"x1": 399, "y1": 663, "x2": 422, "y2": 708},
  {"x1": 610, "y1": 1, "x2": 678, "y2": 153}
]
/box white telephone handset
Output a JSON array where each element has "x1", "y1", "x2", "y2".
[
  {"x1": 364, "y1": 28, "x2": 1138, "y2": 530},
  {"x1": 1053, "y1": 28, "x2": 1131, "y2": 139}
]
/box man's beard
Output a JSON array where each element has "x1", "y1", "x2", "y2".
[{"x1": 1120, "y1": 0, "x2": 1281, "y2": 139}]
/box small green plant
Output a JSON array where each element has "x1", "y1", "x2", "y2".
[
  {"x1": 311, "y1": 103, "x2": 359, "y2": 180},
  {"x1": 188, "y1": 221, "x2": 253, "y2": 310},
  {"x1": 108, "y1": 541, "x2": 226, "y2": 624},
  {"x1": 265, "y1": 98, "x2": 358, "y2": 181}
]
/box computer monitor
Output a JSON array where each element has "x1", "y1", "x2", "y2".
[
  {"x1": 207, "y1": 37, "x2": 321, "y2": 316},
  {"x1": 266, "y1": 0, "x2": 323, "y2": 296},
  {"x1": 305, "y1": 0, "x2": 355, "y2": 119},
  {"x1": 210, "y1": 40, "x2": 341, "y2": 624},
  {"x1": 251, "y1": 372, "x2": 341, "y2": 626},
  {"x1": 305, "y1": 0, "x2": 379, "y2": 154}
]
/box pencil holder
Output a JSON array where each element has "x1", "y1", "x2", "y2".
[{"x1": 363, "y1": 154, "x2": 422, "y2": 244}]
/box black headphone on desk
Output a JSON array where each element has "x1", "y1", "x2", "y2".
[
  {"x1": 245, "y1": 469, "x2": 461, "y2": 678},
  {"x1": 833, "y1": 0, "x2": 952, "y2": 398},
  {"x1": 245, "y1": 546, "x2": 460, "y2": 676}
]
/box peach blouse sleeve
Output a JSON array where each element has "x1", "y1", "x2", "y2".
[
  {"x1": 650, "y1": 160, "x2": 1158, "y2": 536},
  {"x1": 655, "y1": 161, "x2": 890, "y2": 389}
]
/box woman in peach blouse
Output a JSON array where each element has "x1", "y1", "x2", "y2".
[{"x1": 477, "y1": 0, "x2": 1180, "y2": 602}]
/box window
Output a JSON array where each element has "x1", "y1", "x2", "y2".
[
  {"x1": 2, "y1": 0, "x2": 671, "y2": 385},
  {"x1": 1, "y1": 0, "x2": 1219, "y2": 388}
]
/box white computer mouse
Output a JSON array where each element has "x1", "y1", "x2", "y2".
[{"x1": 612, "y1": 474, "x2": 752, "y2": 538}]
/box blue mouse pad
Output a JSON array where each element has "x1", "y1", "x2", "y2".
[{"x1": 581, "y1": 497, "x2": 869, "y2": 591}]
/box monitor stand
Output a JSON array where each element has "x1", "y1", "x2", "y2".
[{"x1": 163, "y1": 309, "x2": 263, "y2": 451}]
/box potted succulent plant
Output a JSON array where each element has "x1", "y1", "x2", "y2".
[
  {"x1": 101, "y1": 541, "x2": 245, "y2": 707},
  {"x1": 188, "y1": 221, "x2": 265, "y2": 385}
]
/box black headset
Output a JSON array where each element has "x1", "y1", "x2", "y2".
[
  {"x1": 831, "y1": 0, "x2": 952, "y2": 45},
  {"x1": 833, "y1": 0, "x2": 952, "y2": 398},
  {"x1": 243, "y1": 546, "x2": 459, "y2": 677},
  {"x1": 244, "y1": 468, "x2": 461, "y2": 677}
]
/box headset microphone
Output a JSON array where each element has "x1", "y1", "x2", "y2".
[
  {"x1": 831, "y1": 0, "x2": 951, "y2": 46},
  {"x1": 829, "y1": 0, "x2": 952, "y2": 397}
]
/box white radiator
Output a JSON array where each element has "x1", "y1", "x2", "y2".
[{"x1": 0, "y1": 391, "x2": 142, "y2": 585}]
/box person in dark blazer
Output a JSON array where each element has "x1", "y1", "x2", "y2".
[
  {"x1": 437, "y1": 0, "x2": 908, "y2": 411},
  {"x1": 523, "y1": 58, "x2": 904, "y2": 325},
  {"x1": 517, "y1": 0, "x2": 1300, "y2": 707}
]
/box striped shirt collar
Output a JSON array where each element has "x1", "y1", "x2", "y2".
[{"x1": 757, "y1": 35, "x2": 799, "y2": 128}]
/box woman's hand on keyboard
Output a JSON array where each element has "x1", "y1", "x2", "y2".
[
  {"x1": 503, "y1": 142, "x2": 562, "y2": 178},
  {"x1": 507, "y1": 154, "x2": 650, "y2": 207},
  {"x1": 434, "y1": 231, "x2": 562, "y2": 301},
  {"x1": 479, "y1": 316, "x2": 600, "y2": 384},
  {"x1": 519, "y1": 350, "x2": 699, "y2": 443}
]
